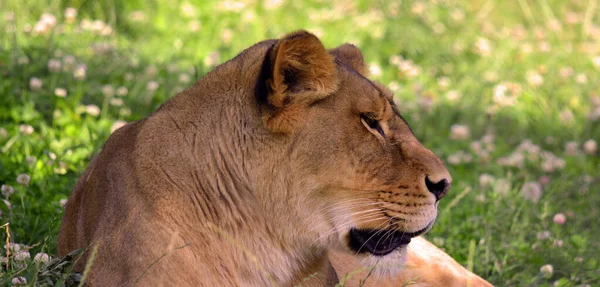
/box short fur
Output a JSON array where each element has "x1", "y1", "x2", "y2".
[{"x1": 58, "y1": 31, "x2": 490, "y2": 286}]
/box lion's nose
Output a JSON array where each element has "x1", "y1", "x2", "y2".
[{"x1": 425, "y1": 176, "x2": 450, "y2": 201}]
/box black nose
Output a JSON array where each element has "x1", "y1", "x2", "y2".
[{"x1": 425, "y1": 176, "x2": 450, "y2": 201}]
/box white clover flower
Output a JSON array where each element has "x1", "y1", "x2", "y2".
[
  {"x1": 16, "y1": 173, "x2": 31, "y2": 186},
  {"x1": 521, "y1": 181, "x2": 542, "y2": 203},
  {"x1": 111, "y1": 120, "x2": 127, "y2": 133},
  {"x1": 437, "y1": 77, "x2": 450, "y2": 90},
  {"x1": 17, "y1": 56, "x2": 30, "y2": 65},
  {"x1": 593, "y1": 56, "x2": 600, "y2": 68},
  {"x1": 397, "y1": 59, "x2": 421, "y2": 78},
  {"x1": 181, "y1": 3, "x2": 197, "y2": 17},
  {"x1": 119, "y1": 108, "x2": 132, "y2": 117},
  {"x1": 60, "y1": 198, "x2": 68, "y2": 207},
  {"x1": 12, "y1": 277, "x2": 27, "y2": 285},
  {"x1": 411, "y1": 1, "x2": 425, "y2": 16},
  {"x1": 559, "y1": 67, "x2": 573, "y2": 79},
  {"x1": 538, "y1": 175, "x2": 551, "y2": 185},
  {"x1": 450, "y1": 9, "x2": 465, "y2": 23},
  {"x1": 589, "y1": 106, "x2": 600, "y2": 121},
  {"x1": 7, "y1": 243, "x2": 21, "y2": 252},
  {"x1": 26, "y1": 156, "x2": 36, "y2": 166},
  {"x1": 204, "y1": 51, "x2": 221, "y2": 68},
  {"x1": 91, "y1": 20, "x2": 106, "y2": 34},
  {"x1": 221, "y1": 29, "x2": 233, "y2": 45},
  {"x1": 497, "y1": 152, "x2": 525, "y2": 168},
  {"x1": 110, "y1": 98, "x2": 123, "y2": 107},
  {"x1": 479, "y1": 174, "x2": 495, "y2": 188},
  {"x1": 583, "y1": 139, "x2": 597, "y2": 155},
  {"x1": 218, "y1": 1, "x2": 246, "y2": 12},
  {"x1": 474, "y1": 37, "x2": 492, "y2": 57},
  {"x1": 1, "y1": 184, "x2": 15, "y2": 197},
  {"x1": 553, "y1": 239, "x2": 564, "y2": 247},
  {"x1": 73, "y1": 64, "x2": 87, "y2": 80},
  {"x1": 265, "y1": 0, "x2": 284, "y2": 10},
  {"x1": 553, "y1": 213, "x2": 566, "y2": 225},
  {"x1": 432, "y1": 23, "x2": 446, "y2": 35},
  {"x1": 178, "y1": 74, "x2": 191, "y2": 84},
  {"x1": 40, "y1": 13, "x2": 56, "y2": 27},
  {"x1": 47, "y1": 58, "x2": 62, "y2": 73},
  {"x1": 540, "y1": 264, "x2": 553, "y2": 276},
  {"x1": 541, "y1": 151, "x2": 565, "y2": 172},
  {"x1": 62, "y1": 55, "x2": 76, "y2": 71},
  {"x1": 564, "y1": 141, "x2": 579, "y2": 156},
  {"x1": 101, "y1": 85, "x2": 115, "y2": 98},
  {"x1": 129, "y1": 11, "x2": 146, "y2": 22},
  {"x1": 526, "y1": 71, "x2": 544, "y2": 87},
  {"x1": 29, "y1": 77, "x2": 43, "y2": 91},
  {"x1": 493, "y1": 179, "x2": 511, "y2": 195},
  {"x1": 100, "y1": 25, "x2": 113, "y2": 36},
  {"x1": 65, "y1": 7, "x2": 77, "y2": 23},
  {"x1": 560, "y1": 109, "x2": 574, "y2": 123},
  {"x1": 34, "y1": 13, "x2": 56, "y2": 34},
  {"x1": 147, "y1": 81, "x2": 159, "y2": 92},
  {"x1": 145, "y1": 65, "x2": 158, "y2": 78},
  {"x1": 445, "y1": 90, "x2": 460, "y2": 101},
  {"x1": 565, "y1": 12, "x2": 579, "y2": 24},
  {"x1": 19, "y1": 124, "x2": 34, "y2": 135},
  {"x1": 536, "y1": 230, "x2": 550, "y2": 240},
  {"x1": 86, "y1": 105, "x2": 101, "y2": 117},
  {"x1": 575, "y1": 73, "x2": 588, "y2": 84},
  {"x1": 369, "y1": 63, "x2": 382, "y2": 78},
  {"x1": 116, "y1": 86, "x2": 128, "y2": 96},
  {"x1": 188, "y1": 20, "x2": 201, "y2": 32},
  {"x1": 447, "y1": 151, "x2": 471, "y2": 165},
  {"x1": 14, "y1": 250, "x2": 30, "y2": 261},
  {"x1": 34, "y1": 252, "x2": 50, "y2": 264},
  {"x1": 447, "y1": 153, "x2": 462, "y2": 165},
  {"x1": 4, "y1": 11, "x2": 15, "y2": 22},
  {"x1": 493, "y1": 83, "x2": 517, "y2": 107},
  {"x1": 55, "y1": 87, "x2": 67, "y2": 98},
  {"x1": 538, "y1": 41, "x2": 551, "y2": 52},
  {"x1": 449, "y1": 124, "x2": 470, "y2": 140}
]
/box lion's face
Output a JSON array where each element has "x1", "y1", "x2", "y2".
[
  {"x1": 261, "y1": 32, "x2": 450, "y2": 269},
  {"x1": 296, "y1": 69, "x2": 450, "y2": 262}
]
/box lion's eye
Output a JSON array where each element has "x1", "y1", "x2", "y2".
[{"x1": 361, "y1": 114, "x2": 385, "y2": 138}]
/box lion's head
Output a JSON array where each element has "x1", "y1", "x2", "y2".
[{"x1": 255, "y1": 31, "x2": 451, "y2": 273}]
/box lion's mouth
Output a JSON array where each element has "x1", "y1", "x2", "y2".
[{"x1": 347, "y1": 226, "x2": 430, "y2": 256}]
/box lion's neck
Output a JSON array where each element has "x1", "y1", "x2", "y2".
[{"x1": 158, "y1": 48, "x2": 330, "y2": 284}]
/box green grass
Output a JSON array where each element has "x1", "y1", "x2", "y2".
[{"x1": 0, "y1": 0, "x2": 599, "y2": 285}]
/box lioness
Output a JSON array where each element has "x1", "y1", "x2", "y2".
[{"x1": 58, "y1": 31, "x2": 491, "y2": 286}]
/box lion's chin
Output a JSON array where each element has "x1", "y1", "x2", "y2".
[{"x1": 358, "y1": 246, "x2": 408, "y2": 278}]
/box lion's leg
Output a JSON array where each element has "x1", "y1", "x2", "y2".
[
  {"x1": 328, "y1": 237, "x2": 492, "y2": 287},
  {"x1": 400, "y1": 236, "x2": 492, "y2": 287}
]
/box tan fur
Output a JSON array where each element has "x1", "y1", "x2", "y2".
[{"x1": 57, "y1": 31, "x2": 491, "y2": 286}]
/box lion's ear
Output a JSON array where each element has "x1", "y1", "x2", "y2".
[
  {"x1": 263, "y1": 30, "x2": 338, "y2": 132},
  {"x1": 330, "y1": 44, "x2": 367, "y2": 76}
]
